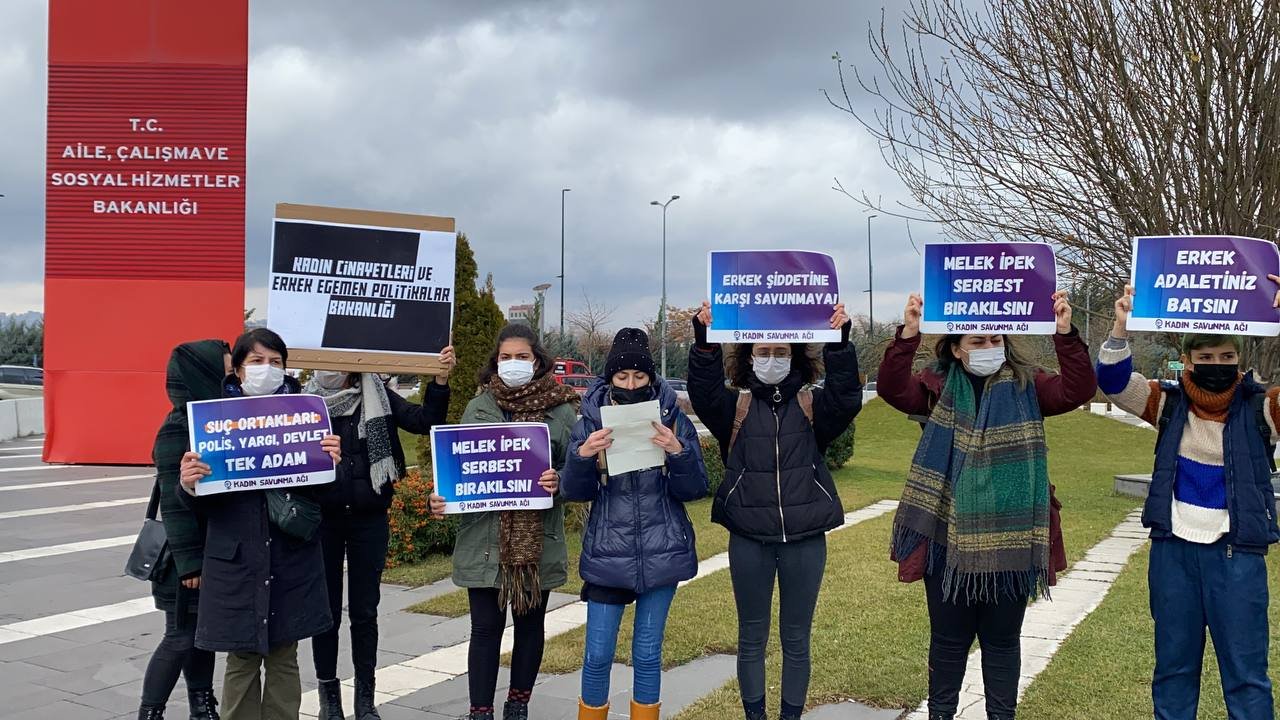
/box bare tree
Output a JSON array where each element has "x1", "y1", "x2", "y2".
[
  {"x1": 567, "y1": 291, "x2": 616, "y2": 374},
  {"x1": 826, "y1": 1, "x2": 1280, "y2": 369}
]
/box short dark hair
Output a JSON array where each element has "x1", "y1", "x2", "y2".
[
  {"x1": 1182, "y1": 333, "x2": 1242, "y2": 355},
  {"x1": 727, "y1": 343, "x2": 820, "y2": 387},
  {"x1": 230, "y1": 328, "x2": 289, "y2": 370},
  {"x1": 478, "y1": 323, "x2": 555, "y2": 385}
]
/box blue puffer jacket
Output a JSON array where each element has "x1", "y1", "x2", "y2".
[{"x1": 562, "y1": 376, "x2": 708, "y2": 594}]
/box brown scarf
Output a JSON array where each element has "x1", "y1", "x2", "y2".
[
  {"x1": 1181, "y1": 369, "x2": 1241, "y2": 423},
  {"x1": 485, "y1": 373, "x2": 580, "y2": 614}
]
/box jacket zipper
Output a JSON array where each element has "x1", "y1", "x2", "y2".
[
  {"x1": 811, "y1": 463, "x2": 834, "y2": 502},
  {"x1": 632, "y1": 474, "x2": 645, "y2": 592},
  {"x1": 774, "y1": 408, "x2": 787, "y2": 542},
  {"x1": 725, "y1": 470, "x2": 746, "y2": 502}
]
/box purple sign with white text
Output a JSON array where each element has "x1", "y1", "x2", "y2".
[
  {"x1": 921, "y1": 242, "x2": 1058, "y2": 335},
  {"x1": 431, "y1": 423, "x2": 553, "y2": 514},
  {"x1": 187, "y1": 394, "x2": 335, "y2": 496},
  {"x1": 707, "y1": 250, "x2": 841, "y2": 343}
]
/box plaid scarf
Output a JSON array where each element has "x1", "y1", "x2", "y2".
[
  {"x1": 306, "y1": 373, "x2": 399, "y2": 494},
  {"x1": 891, "y1": 363, "x2": 1051, "y2": 603},
  {"x1": 485, "y1": 373, "x2": 579, "y2": 614}
]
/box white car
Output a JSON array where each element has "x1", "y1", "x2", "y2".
[{"x1": 0, "y1": 365, "x2": 43, "y2": 400}]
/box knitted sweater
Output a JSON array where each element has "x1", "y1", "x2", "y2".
[{"x1": 1097, "y1": 337, "x2": 1280, "y2": 544}]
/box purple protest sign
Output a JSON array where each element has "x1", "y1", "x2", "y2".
[
  {"x1": 187, "y1": 394, "x2": 335, "y2": 496},
  {"x1": 707, "y1": 250, "x2": 841, "y2": 343},
  {"x1": 430, "y1": 423, "x2": 553, "y2": 514},
  {"x1": 921, "y1": 242, "x2": 1058, "y2": 335},
  {"x1": 1129, "y1": 235, "x2": 1280, "y2": 336}
]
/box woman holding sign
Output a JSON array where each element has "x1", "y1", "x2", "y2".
[
  {"x1": 178, "y1": 328, "x2": 342, "y2": 720},
  {"x1": 428, "y1": 323, "x2": 579, "y2": 720},
  {"x1": 561, "y1": 328, "x2": 708, "y2": 720},
  {"x1": 688, "y1": 302, "x2": 861, "y2": 720},
  {"x1": 305, "y1": 347, "x2": 454, "y2": 720},
  {"x1": 878, "y1": 291, "x2": 1093, "y2": 720}
]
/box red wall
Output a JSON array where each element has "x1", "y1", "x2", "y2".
[{"x1": 45, "y1": 0, "x2": 247, "y2": 464}]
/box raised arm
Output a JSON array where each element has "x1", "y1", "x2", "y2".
[
  {"x1": 1095, "y1": 285, "x2": 1162, "y2": 422},
  {"x1": 877, "y1": 293, "x2": 937, "y2": 417},
  {"x1": 1032, "y1": 291, "x2": 1098, "y2": 416},
  {"x1": 812, "y1": 314, "x2": 863, "y2": 449},
  {"x1": 389, "y1": 381, "x2": 451, "y2": 435},
  {"x1": 688, "y1": 302, "x2": 737, "y2": 452}
]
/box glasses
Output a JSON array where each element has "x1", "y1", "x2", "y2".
[{"x1": 752, "y1": 349, "x2": 792, "y2": 359}]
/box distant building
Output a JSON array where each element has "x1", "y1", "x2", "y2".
[{"x1": 508, "y1": 303, "x2": 542, "y2": 333}]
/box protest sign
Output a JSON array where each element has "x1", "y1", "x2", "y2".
[
  {"x1": 921, "y1": 242, "x2": 1058, "y2": 334},
  {"x1": 599, "y1": 399, "x2": 664, "y2": 475},
  {"x1": 187, "y1": 394, "x2": 335, "y2": 496},
  {"x1": 430, "y1": 423, "x2": 553, "y2": 514},
  {"x1": 1128, "y1": 235, "x2": 1280, "y2": 336},
  {"x1": 267, "y1": 203, "x2": 456, "y2": 374},
  {"x1": 707, "y1": 250, "x2": 841, "y2": 343}
]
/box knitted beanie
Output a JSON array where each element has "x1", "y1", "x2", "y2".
[{"x1": 605, "y1": 328, "x2": 656, "y2": 379}]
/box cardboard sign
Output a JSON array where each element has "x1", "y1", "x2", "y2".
[
  {"x1": 267, "y1": 203, "x2": 456, "y2": 374},
  {"x1": 430, "y1": 423, "x2": 553, "y2": 514},
  {"x1": 921, "y1": 242, "x2": 1058, "y2": 334},
  {"x1": 187, "y1": 394, "x2": 335, "y2": 495},
  {"x1": 1128, "y1": 235, "x2": 1280, "y2": 336},
  {"x1": 707, "y1": 250, "x2": 841, "y2": 343}
]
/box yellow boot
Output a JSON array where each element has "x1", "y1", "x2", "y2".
[
  {"x1": 578, "y1": 698, "x2": 610, "y2": 720},
  {"x1": 630, "y1": 699, "x2": 661, "y2": 720}
]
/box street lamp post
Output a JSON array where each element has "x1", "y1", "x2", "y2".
[
  {"x1": 532, "y1": 283, "x2": 552, "y2": 337},
  {"x1": 866, "y1": 214, "x2": 878, "y2": 335},
  {"x1": 559, "y1": 188, "x2": 570, "y2": 337},
  {"x1": 649, "y1": 195, "x2": 680, "y2": 377}
]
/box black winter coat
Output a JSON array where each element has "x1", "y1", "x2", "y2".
[
  {"x1": 314, "y1": 381, "x2": 450, "y2": 515},
  {"x1": 188, "y1": 374, "x2": 332, "y2": 655},
  {"x1": 688, "y1": 338, "x2": 863, "y2": 543}
]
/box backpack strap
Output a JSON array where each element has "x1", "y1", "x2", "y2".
[
  {"x1": 1154, "y1": 384, "x2": 1178, "y2": 455},
  {"x1": 797, "y1": 388, "x2": 814, "y2": 426},
  {"x1": 729, "y1": 391, "x2": 753, "y2": 451}
]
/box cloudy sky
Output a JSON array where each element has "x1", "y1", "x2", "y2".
[{"x1": 0, "y1": 0, "x2": 940, "y2": 331}]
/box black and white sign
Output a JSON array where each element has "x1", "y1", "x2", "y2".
[{"x1": 267, "y1": 217, "x2": 456, "y2": 355}]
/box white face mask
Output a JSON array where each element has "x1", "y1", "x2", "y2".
[
  {"x1": 314, "y1": 370, "x2": 348, "y2": 390},
  {"x1": 241, "y1": 364, "x2": 286, "y2": 396},
  {"x1": 497, "y1": 359, "x2": 535, "y2": 388},
  {"x1": 753, "y1": 356, "x2": 791, "y2": 385},
  {"x1": 962, "y1": 346, "x2": 1006, "y2": 377}
]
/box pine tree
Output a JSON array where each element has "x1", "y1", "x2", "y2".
[{"x1": 416, "y1": 233, "x2": 506, "y2": 466}]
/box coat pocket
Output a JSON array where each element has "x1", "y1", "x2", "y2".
[{"x1": 205, "y1": 535, "x2": 240, "y2": 562}]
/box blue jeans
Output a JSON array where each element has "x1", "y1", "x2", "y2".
[
  {"x1": 580, "y1": 586, "x2": 677, "y2": 706},
  {"x1": 1150, "y1": 537, "x2": 1273, "y2": 720}
]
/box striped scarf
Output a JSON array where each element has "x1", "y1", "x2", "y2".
[
  {"x1": 891, "y1": 363, "x2": 1051, "y2": 603},
  {"x1": 306, "y1": 373, "x2": 399, "y2": 494}
]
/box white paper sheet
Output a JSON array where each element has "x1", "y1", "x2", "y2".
[{"x1": 598, "y1": 400, "x2": 665, "y2": 476}]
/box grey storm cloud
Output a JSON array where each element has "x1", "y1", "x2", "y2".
[{"x1": 0, "y1": 0, "x2": 941, "y2": 327}]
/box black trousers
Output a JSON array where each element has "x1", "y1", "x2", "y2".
[
  {"x1": 140, "y1": 609, "x2": 216, "y2": 706},
  {"x1": 467, "y1": 588, "x2": 551, "y2": 708},
  {"x1": 924, "y1": 571, "x2": 1027, "y2": 718},
  {"x1": 311, "y1": 509, "x2": 390, "y2": 683}
]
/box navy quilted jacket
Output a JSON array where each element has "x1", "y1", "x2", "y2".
[{"x1": 562, "y1": 376, "x2": 708, "y2": 593}]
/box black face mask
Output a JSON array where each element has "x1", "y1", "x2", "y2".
[
  {"x1": 611, "y1": 385, "x2": 654, "y2": 405},
  {"x1": 1190, "y1": 363, "x2": 1239, "y2": 394}
]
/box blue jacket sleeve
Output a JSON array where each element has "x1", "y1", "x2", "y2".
[
  {"x1": 664, "y1": 410, "x2": 709, "y2": 502},
  {"x1": 1095, "y1": 345, "x2": 1134, "y2": 396},
  {"x1": 560, "y1": 412, "x2": 602, "y2": 502}
]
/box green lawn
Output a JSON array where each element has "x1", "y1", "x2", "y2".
[
  {"x1": 1018, "y1": 544, "x2": 1280, "y2": 719},
  {"x1": 382, "y1": 552, "x2": 453, "y2": 588}
]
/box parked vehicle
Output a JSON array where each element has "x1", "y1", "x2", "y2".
[
  {"x1": 0, "y1": 365, "x2": 43, "y2": 400},
  {"x1": 556, "y1": 373, "x2": 595, "y2": 396},
  {"x1": 554, "y1": 358, "x2": 591, "y2": 376}
]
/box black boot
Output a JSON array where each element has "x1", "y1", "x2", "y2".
[
  {"x1": 503, "y1": 700, "x2": 529, "y2": 720},
  {"x1": 318, "y1": 679, "x2": 346, "y2": 720},
  {"x1": 745, "y1": 711, "x2": 767, "y2": 720},
  {"x1": 468, "y1": 712, "x2": 495, "y2": 720},
  {"x1": 355, "y1": 678, "x2": 381, "y2": 720},
  {"x1": 930, "y1": 714, "x2": 955, "y2": 720},
  {"x1": 137, "y1": 705, "x2": 165, "y2": 720},
  {"x1": 187, "y1": 688, "x2": 219, "y2": 720}
]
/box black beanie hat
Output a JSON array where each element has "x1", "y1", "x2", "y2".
[{"x1": 605, "y1": 327, "x2": 656, "y2": 380}]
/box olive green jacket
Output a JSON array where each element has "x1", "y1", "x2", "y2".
[{"x1": 450, "y1": 389, "x2": 576, "y2": 590}]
